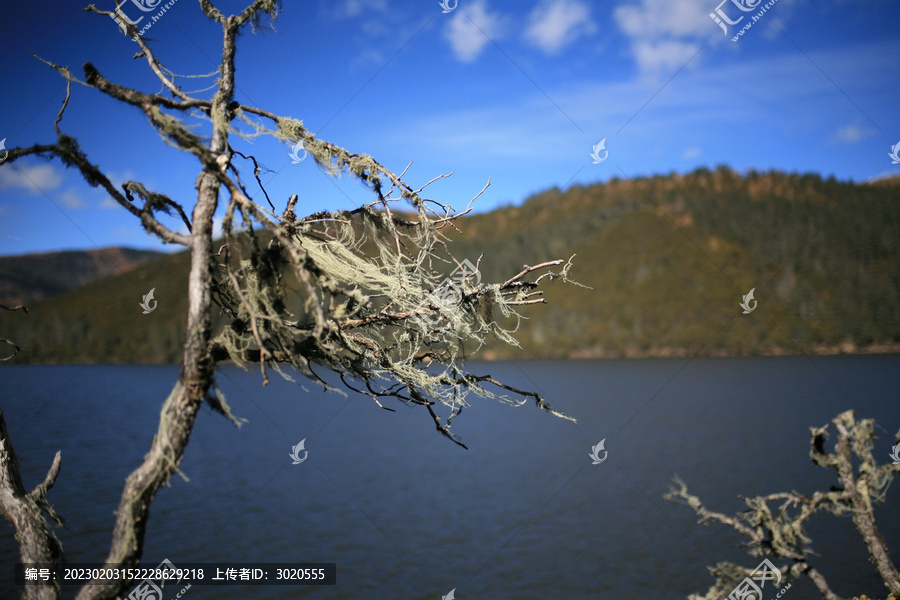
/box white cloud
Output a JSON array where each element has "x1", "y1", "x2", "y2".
[
  {"x1": 0, "y1": 163, "x2": 64, "y2": 194},
  {"x1": 615, "y1": 0, "x2": 712, "y2": 39},
  {"x1": 59, "y1": 189, "x2": 86, "y2": 209},
  {"x1": 444, "y1": 1, "x2": 504, "y2": 63},
  {"x1": 524, "y1": 0, "x2": 596, "y2": 54},
  {"x1": 99, "y1": 196, "x2": 118, "y2": 209},
  {"x1": 0, "y1": 163, "x2": 90, "y2": 209},
  {"x1": 614, "y1": 0, "x2": 716, "y2": 77},
  {"x1": 633, "y1": 39, "x2": 701, "y2": 78},
  {"x1": 835, "y1": 124, "x2": 873, "y2": 143},
  {"x1": 331, "y1": 0, "x2": 387, "y2": 18},
  {"x1": 393, "y1": 41, "x2": 880, "y2": 168}
]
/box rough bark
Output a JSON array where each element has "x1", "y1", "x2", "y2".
[
  {"x1": 72, "y1": 7, "x2": 247, "y2": 600},
  {"x1": 0, "y1": 408, "x2": 63, "y2": 600}
]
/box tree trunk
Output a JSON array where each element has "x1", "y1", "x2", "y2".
[
  {"x1": 0, "y1": 408, "x2": 62, "y2": 600},
  {"x1": 74, "y1": 168, "x2": 222, "y2": 600}
]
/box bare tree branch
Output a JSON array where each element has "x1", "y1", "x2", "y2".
[
  {"x1": 2, "y1": 2, "x2": 583, "y2": 598},
  {"x1": 667, "y1": 410, "x2": 900, "y2": 600}
]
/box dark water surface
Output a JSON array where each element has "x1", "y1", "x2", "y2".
[{"x1": 1, "y1": 356, "x2": 899, "y2": 599}]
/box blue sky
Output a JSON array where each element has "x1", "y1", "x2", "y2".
[{"x1": 0, "y1": 0, "x2": 898, "y2": 256}]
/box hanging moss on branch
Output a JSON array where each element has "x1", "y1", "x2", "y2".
[
  {"x1": 667, "y1": 410, "x2": 900, "y2": 600},
  {"x1": 208, "y1": 159, "x2": 585, "y2": 446},
  {"x1": 0, "y1": 2, "x2": 587, "y2": 598}
]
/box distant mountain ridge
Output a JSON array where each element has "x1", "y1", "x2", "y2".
[
  {"x1": 0, "y1": 247, "x2": 163, "y2": 305},
  {"x1": 2, "y1": 166, "x2": 898, "y2": 363}
]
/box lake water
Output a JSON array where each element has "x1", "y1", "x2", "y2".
[{"x1": 1, "y1": 356, "x2": 899, "y2": 600}]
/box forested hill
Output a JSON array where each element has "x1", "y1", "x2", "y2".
[
  {"x1": 447, "y1": 167, "x2": 900, "y2": 359},
  {"x1": 2, "y1": 166, "x2": 898, "y2": 363},
  {"x1": 0, "y1": 247, "x2": 162, "y2": 305}
]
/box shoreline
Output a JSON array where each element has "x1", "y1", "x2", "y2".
[
  {"x1": 4, "y1": 344, "x2": 899, "y2": 365},
  {"x1": 479, "y1": 343, "x2": 900, "y2": 361}
]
